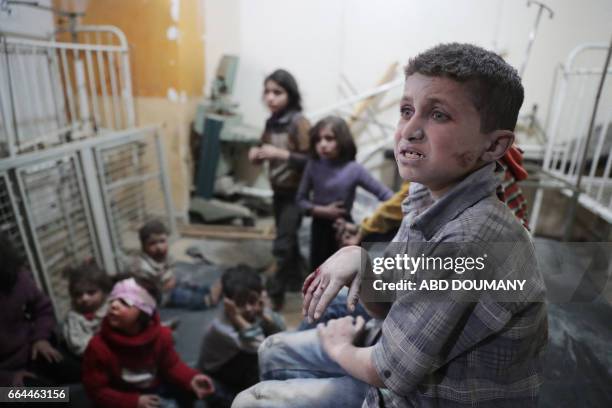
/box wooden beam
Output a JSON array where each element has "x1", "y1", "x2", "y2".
[{"x1": 179, "y1": 224, "x2": 275, "y2": 240}]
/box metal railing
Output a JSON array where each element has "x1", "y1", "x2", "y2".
[
  {"x1": 530, "y1": 43, "x2": 612, "y2": 231},
  {"x1": 0, "y1": 25, "x2": 175, "y2": 317},
  {"x1": 0, "y1": 25, "x2": 135, "y2": 158}
]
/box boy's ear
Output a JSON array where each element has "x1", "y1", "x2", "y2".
[{"x1": 480, "y1": 130, "x2": 514, "y2": 162}]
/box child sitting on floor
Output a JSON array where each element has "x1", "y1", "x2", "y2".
[
  {"x1": 197, "y1": 265, "x2": 285, "y2": 401},
  {"x1": 62, "y1": 262, "x2": 112, "y2": 357},
  {"x1": 126, "y1": 220, "x2": 221, "y2": 309},
  {"x1": 82, "y1": 277, "x2": 214, "y2": 408},
  {"x1": 0, "y1": 232, "x2": 80, "y2": 386}
]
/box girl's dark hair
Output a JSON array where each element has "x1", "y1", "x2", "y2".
[
  {"x1": 0, "y1": 231, "x2": 24, "y2": 293},
  {"x1": 309, "y1": 116, "x2": 357, "y2": 163},
  {"x1": 264, "y1": 69, "x2": 303, "y2": 112},
  {"x1": 65, "y1": 261, "x2": 112, "y2": 297}
]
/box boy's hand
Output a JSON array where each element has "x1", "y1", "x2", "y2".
[
  {"x1": 12, "y1": 370, "x2": 36, "y2": 386},
  {"x1": 313, "y1": 201, "x2": 347, "y2": 220},
  {"x1": 223, "y1": 297, "x2": 239, "y2": 320},
  {"x1": 318, "y1": 316, "x2": 366, "y2": 361},
  {"x1": 341, "y1": 228, "x2": 363, "y2": 247},
  {"x1": 303, "y1": 245, "x2": 365, "y2": 322},
  {"x1": 137, "y1": 394, "x2": 161, "y2": 408},
  {"x1": 31, "y1": 339, "x2": 63, "y2": 363},
  {"x1": 191, "y1": 373, "x2": 215, "y2": 398}
]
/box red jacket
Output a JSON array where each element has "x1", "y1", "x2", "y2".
[{"x1": 82, "y1": 313, "x2": 198, "y2": 408}]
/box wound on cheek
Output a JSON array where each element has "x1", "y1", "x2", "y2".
[{"x1": 454, "y1": 151, "x2": 478, "y2": 168}]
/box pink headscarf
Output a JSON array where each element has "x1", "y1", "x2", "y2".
[{"x1": 109, "y1": 278, "x2": 156, "y2": 316}]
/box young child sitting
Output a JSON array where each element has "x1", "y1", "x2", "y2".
[
  {"x1": 197, "y1": 265, "x2": 285, "y2": 399},
  {"x1": 234, "y1": 43, "x2": 548, "y2": 408},
  {"x1": 127, "y1": 220, "x2": 220, "y2": 309},
  {"x1": 0, "y1": 232, "x2": 80, "y2": 387},
  {"x1": 82, "y1": 277, "x2": 214, "y2": 408},
  {"x1": 296, "y1": 115, "x2": 393, "y2": 269},
  {"x1": 62, "y1": 262, "x2": 112, "y2": 357}
]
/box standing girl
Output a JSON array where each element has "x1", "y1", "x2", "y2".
[
  {"x1": 296, "y1": 116, "x2": 393, "y2": 270},
  {"x1": 248, "y1": 69, "x2": 310, "y2": 309}
]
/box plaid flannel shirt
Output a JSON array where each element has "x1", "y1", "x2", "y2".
[{"x1": 364, "y1": 162, "x2": 548, "y2": 408}]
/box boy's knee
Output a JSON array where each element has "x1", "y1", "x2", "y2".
[
  {"x1": 232, "y1": 383, "x2": 268, "y2": 408},
  {"x1": 258, "y1": 332, "x2": 285, "y2": 360}
]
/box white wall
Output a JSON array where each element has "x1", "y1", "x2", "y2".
[
  {"x1": 204, "y1": 0, "x2": 612, "y2": 136},
  {"x1": 0, "y1": 0, "x2": 55, "y2": 37}
]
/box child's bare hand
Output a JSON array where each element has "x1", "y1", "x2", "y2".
[
  {"x1": 317, "y1": 316, "x2": 366, "y2": 360},
  {"x1": 163, "y1": 276, "x2": 177, "y2": 292},
  {"x1": 191, "y1": 373, "x2": 215, "y2": 398},
  {"x1": 303, "y1": 245, "x2": 364, "y2": 322},
  {"x1": 31, "y1": 339, "x2": 63, "y2": 363},
  {"x1": 223, "y1": 298, "x2": 239, "y2": 320},
  {"x1": 12, "y1": 370, "x2": 36, "y2": 386},
  {"x1": 313, "y1": 201, "x2": 347, "y2": 220},
  {"x1": 260, "y1": 290, "x2": 273, "y2": 311},
  {"x1": 257, "y1": 144, "x2": 289, "y2": 160},
  {"x1": 248, "y1": 147, "x2": 263, "y2": 164},
  {"x1": 137, "y1": 394, "x2": 160, "y2": 408}
]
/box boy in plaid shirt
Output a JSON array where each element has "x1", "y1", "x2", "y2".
[{"x1": 234, "y1": 43, "x2": 547, "y2": 408}]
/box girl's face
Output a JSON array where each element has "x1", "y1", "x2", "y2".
[
  {"x1": 316, "y1": 124, "x2": 339, "y2": 159},
  {"x1": 107, "y1": 298, "x2": 142, "y2": 335},
  {"x1": 72, "y1": 283, "x2": 106, "y2": 314},
  {"x1": 263, "y1": 80, "x2": 289, "y2": 114}
]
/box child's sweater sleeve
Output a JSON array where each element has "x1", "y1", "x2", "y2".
[
  {"x1": 82, "y1": 338, "x2": 140, "y2": 408},
  {"x1": 158, "y1": 328, "x2": 199, "y2": 391},
  {"x1": 296, "y1": 160, "x2": 315, "y2": 213},
  {"x1": 356, "y1": 163, "x2": 393, "y2": 201},
  {"x1": 25, "y1": 270, "x2": 56, "y2": 343},
  {"x1": 288, "y1": 115, "x2": 311, "y2": 169}
]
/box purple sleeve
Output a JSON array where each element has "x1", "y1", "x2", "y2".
[
  {"x1": 296, "y1": 160, "x2": 315, "y2": 213},
  {"x1": 356, "y1": 164, "x2": 393, "y2": 201},
  {"x1": 24, "y1": 270, "x2": 56, "y2": 342}
]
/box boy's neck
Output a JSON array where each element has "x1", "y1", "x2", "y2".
[{"x1": 427, "y1": 162, "x2": 489, "y2": 199}]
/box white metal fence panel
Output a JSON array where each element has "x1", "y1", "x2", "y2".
[
  {"x1": 95, "y1": 129, "x2": 176, "y2": 268},
  {"x1": 531, "y1": 43, "x2": 612, "y2": 229},
  {"x1": 0, "y1": 26, "x2": 135, "y2": 159},
  {"x1": 0, "y1": 171, "x2": 37, "y2": 279},
  {"x1": 16, "y1": 154, "x2": 100, "y2": 315}
]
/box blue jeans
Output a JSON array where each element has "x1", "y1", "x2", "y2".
[
  {"x1": 231, "y1": 329, "x2": 368, "y2": 408},
  {"x1": 167, "y1": 282, "x2": 211, "y2": 309}
]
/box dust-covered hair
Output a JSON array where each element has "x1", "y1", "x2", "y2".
[{"x1": 404, "y1": 43, "x2": 524, "y2": 132}]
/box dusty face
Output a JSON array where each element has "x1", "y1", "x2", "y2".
[
  {"x1": 107, "y1": 298, "x2": 142, "y2": 334},
  {"x1": 394, "y1": 73, "x2": 489, "y2": 198},
  {"x1": 263, "y1": 80, "x2": 289, "y2": 114},
  {"x1": 315, "y1": 124, "x2": 339, "y2": 160},
  {"x1": 72, "y1": 282, "x2": 105, "y2": 314},
  {"x1": 143, "y1": 233, "x2": 168, "y2": 263}
]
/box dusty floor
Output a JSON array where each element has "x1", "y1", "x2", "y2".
[{"x1": 161, "y1": 232, "x2": 612, "y2": 407}]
